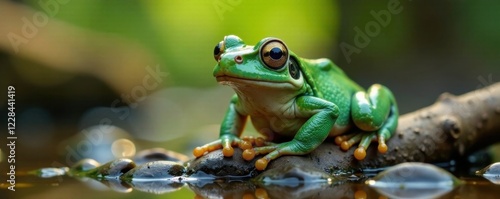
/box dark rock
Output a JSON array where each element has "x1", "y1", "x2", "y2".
[
  {"x1": 121, "y1": 161, "x2": 185, "y2": 180},
  {"x1": 85, "y1": 158, "x2": 136, "y2": 179},
  {"x1": 187, "y1": 142, "x2": 364, "y2": 178},
  {"x1": 133, "y1": 148, "x2": 189, "y2": 165},
  {"x1": 186, "y1": 147, "x2": 259, "y2": 177}
]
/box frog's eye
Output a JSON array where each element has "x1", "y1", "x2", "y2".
[
  {"x1": 260, "y1": 40, "x2": 288, "y2": 70},
  {"x1": 214, "y1": 41, "x2": 225, "y2": 61},
  {"x1": 288, "y1": 57, "x2": 301, "y2": 80}
]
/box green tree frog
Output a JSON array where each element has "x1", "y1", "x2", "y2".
[{"x1": 193, "y1": 35, "x2": 398, "y2": 170}]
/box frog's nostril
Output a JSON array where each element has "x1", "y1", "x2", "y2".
[{"x1": 234, "y1": 55, "x2": 243, "y2": 64}]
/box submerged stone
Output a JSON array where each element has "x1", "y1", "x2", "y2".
[
  {"x1": 83, "y1": 158, "x2": 136, "y2": 179},
  {"x1": 366, "y1": 162, "x2": 461, "y2": 199},
  {"x1": 121, "y1": 161, "x2": 185, "y2": 181},
  {"x1": 70, "y1": 158, "x2": 101, "y2": 173},
  {"x1": 475, "y1": 162, "x2": 500, "y2": 184},
  {"x1": 31, "y1": 167, "x2": 69, "y2": 178}
]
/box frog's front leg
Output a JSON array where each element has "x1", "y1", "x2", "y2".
[
  {"x1": 243, "y1": 96, "x2": 340, "y2": 170},
  {"x1": 193, "y1": 95, "x2": 250, "y2": 158},
  {"x1": 335, "y1": 84, "x2": 398, "y2": 160}
]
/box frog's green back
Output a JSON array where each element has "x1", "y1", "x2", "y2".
[{"x1": 297, "y1": 57, "x2": 363, "y2": 125}]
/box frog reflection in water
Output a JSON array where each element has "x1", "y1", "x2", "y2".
[{"x1": 193, "y1": 35, "x2": 399, "y2": 170}]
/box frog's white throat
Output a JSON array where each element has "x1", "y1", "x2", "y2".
[{"x1": 217, "y1": 75, "x2": 306, "y2": 111}]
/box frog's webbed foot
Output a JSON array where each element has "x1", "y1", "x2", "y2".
[
  {"x1": 193, "y1": 135, "x2": 256, "y2": 158},
  {"x1": 334, "y1": 130, "x2": 389, "y2": 160}
]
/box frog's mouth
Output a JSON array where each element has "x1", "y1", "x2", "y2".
[
  {"x1": 215, "y1": 75, "x2": 296, "y2": 88},
  {"x1": 217, "y1": 75, "x2": 278, "y2": 84}
]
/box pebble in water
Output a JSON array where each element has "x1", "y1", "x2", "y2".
[
  {"x1": 31, "y1": 167, "x2": 69, "y2": 178},
  {"x1": 366, "y1": 162, "x2": 462, "y2": 199},
  {"x1": 74, "y1": 158, "x2": 136, "y2": 179},
  {"x1": 121, "y1": 160, "x2": 186, "y2": 180},
  {"x1": 475, "y1": 162, "x2": 500, "y2": 184}
]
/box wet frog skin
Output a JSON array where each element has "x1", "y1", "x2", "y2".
[{"x1": 194, "y1": 35, "x2": 398, "y2": 170}]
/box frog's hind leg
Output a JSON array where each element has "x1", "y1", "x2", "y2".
[{"x1": 340, "y1": 84, "x2": 399, "y2": 160}]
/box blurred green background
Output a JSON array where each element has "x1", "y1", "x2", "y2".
[{"x1": 1, "y1": 0, "x2": 499, "y2": 198}]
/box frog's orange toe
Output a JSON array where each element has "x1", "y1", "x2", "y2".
[
  {"x1": 242, "y1": 149, "x2": 256, "y2": 161},
  {"x1": 334, "y1": 136, "x2": 344, "y2": 145},
  {"x1": 255, "y1": 158, "x2": 269, "y2": 171},
  {"x1": 255, "y1": 137, "x2": 266, "y2": 147},
  {"x1": 340, "y1": 141, "x2": 352, "y2": 151},
  {"x1": 193, "y1": 146, "x2": 207, "y2": 157},
  {"x1": 354, "y1": 147, "x2": 366, "y2": 160},
  {"x1": 207, "y1": 144, "x2": 221, "y2": 151},
  {"x1": 378, "y1": 142, "x2": 388, "y2": 153},
  {"x1": 222, "y1": 146, "x2": 234, "y2": 157},
  {"x1": 239, "y1": 140, "x2": 253, "y2": 150},
  {"x1": 241, "y1": 136, "x2": 255, "y2": 143}
]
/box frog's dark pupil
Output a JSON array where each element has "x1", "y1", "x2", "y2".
[
  {"x1": 214, "y1": 44, "x2": 220, "y2": 56},
  {"x1": 269, "y1": 47, "x2": 282, "y2": 60}
]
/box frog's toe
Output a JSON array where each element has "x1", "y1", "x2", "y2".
[
  {"x1": 335, "y1": 134, "x2": 355, "y2": 145},
  {"x1": 339, "y1": 132, "x2": 378, "y2": 160},
  {"x1": 242, "y1": 145, "x2": 282, "y2": 170},
  {"x1": 255, "y1": 158, "x2": 270, "y2": 171},
  {"x1": 238, "y1": 140, "x2": 253, "y2": 150},
  {"x1": 193, "y1": 140, "x2": 222, "y2": 157},
  {"x1": 242, "y1": 145, "x2": 278, "y2": 161},
  {"x1": 339, "y1": 133, "x2": 363, "y2": 151},
  {"x1": 355, "y1": 132, "x2": 377, "y2": 160},
  {"x1": 376, "y1": 128, "x2": 390, "y2": 154},
  {"x1": 222, "y1": 145, "x2": 235, "y2": 157},
  {"x1": 242, "y1": 148, "x2": 256, "y2": 160},
  {"x1": 378, "y1": 141, "x2": 388, "y2": 153},
  {"x1": 354, "y1": 147, "x2": 367, "y2": 160},
  {"x1": 193, "y1": 146, "x2": 208, "y2": 157},
  {"x1": 377, "y1": 132, "x2": 388, "y2": 154}
]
